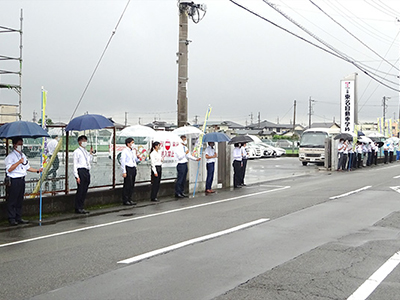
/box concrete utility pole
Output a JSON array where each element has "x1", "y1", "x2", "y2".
[
  {"x1": 308, "y1": 97, "x2": 315, "y2": 128},
  {"x1": 383, "y1": 96, "x2": 390, "y2": 136},
  {"x1": 258, "y1": 112, "x2": 261, "y2": 128},
  {"x1": 293, "y1": 99, "x2": 296, "y2": 134},
  {"x1": 176, "y1": 1, "x2": 206, "y2": 128},
  {"x1": 124, "y1": 112, "x2": 128, "y2": 127}
]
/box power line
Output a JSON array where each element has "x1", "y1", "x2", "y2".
[
  {"x1": 228, "y1": 0, "x2": 400, "y2": 92},
  {"x1": 70, "y1": 0, "x2": 131, "y2": 120},
  {"x1": 309, "y1": 0, "x2": 399, "y2": 72}
]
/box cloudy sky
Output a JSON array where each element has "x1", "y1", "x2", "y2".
[{"x1": 1, "y1": 0, "x2": 399, "y2": 127}]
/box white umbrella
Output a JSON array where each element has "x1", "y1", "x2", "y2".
[
  {"x1": 118, "y1": 125, "x2": 156, "y2": 137},
  {"x1": 358, "y1": 136, "x2": 373, "y2": 144},
  {"x1": 387, "y1": 137, "x2": 400, "y2": 145},
  {"x1": 172, "y1": 125, "x2": 202, "y2": 137},
  {"x1": 367, "y1": 131, "x2": 385, "y2": 138}
]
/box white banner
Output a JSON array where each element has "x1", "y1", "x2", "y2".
[{"x1": 340, "y1": 73, "x2": 358, "y2": 133}]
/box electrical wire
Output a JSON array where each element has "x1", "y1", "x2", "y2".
[
  {"x1": 70, "y1": 0, "x2": 131, "y2": 120},
  {"x1": 228, "y1": 0, "x2": 399, "y2": 92},
  {"x1": 309, "y1": 0, "x2": 399, "y2": 72}
]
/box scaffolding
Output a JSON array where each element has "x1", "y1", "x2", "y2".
[{"x1": 0, "y1": 9, "x2": 23, "y2": 121}]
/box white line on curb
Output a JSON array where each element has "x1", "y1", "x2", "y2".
[
  {"x1": 118, "y1": 218, "x2": 269, "y2": 264},
  {"x1": 329, "y1": 186, "x2": 371, "y2": 200}
]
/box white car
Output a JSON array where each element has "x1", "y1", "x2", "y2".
[
  {"x1": 257, "y1": 142, "x2": 286, "y2": 157},
  {"x1": 245, "y1": 143, "x2": 262, "y2": 159}
]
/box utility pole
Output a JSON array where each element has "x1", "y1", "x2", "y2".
[
  {"x1": 308, "y1": 97, "x2": 315, "y2": 128},
  {"x1": 176, "y1": 1, "x2": 206, "y2": 128},
  {"x1": 258, "y1": 112, "x2": 261, "y2": 128},
  {"x1": 249, "y1": 112, "x2": 253, "y2": 125},
  {"x1": 293, "y1": 99, "x2": 296, "y2": 135},
  {"x1": 383, "y1": 96, "x2": 390, "y2": 136},
  {"x1": 124, "y1": 112, "x2": 128, "y2": 127}
]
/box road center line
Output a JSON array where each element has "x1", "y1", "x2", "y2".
[
  {"x1": 347, "y1": 251, "x2": 400, "y2": 300},
  {"x1": 393, "y1": 175, "x2": 400, "y2": 179},
  {"x1": 329, "y1": 186, "x2": 371, "y2": 200},
  {"x1": 0, "y1": 186, "x2": 289, "y2": 248},
  {"x1": 118, "y1": 218, "x2": 269, "y2": 264}
]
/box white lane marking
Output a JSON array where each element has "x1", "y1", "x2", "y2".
[
  {"x1": 0, "y1": 186, "x2": 290, "y2": 248},
  {"x1": 329, "y1": 186, "x2": 371, "y2": 200},
  {"x1": 118, "y1": 218, "x2": 269, "y2": 264},
  {"x1": 393, "y1": 175, "x2": 400, "y2": 179},
  {"x1": 347, "y1": 251, "x2": 400, "y2": 300},
  {"x1": 390, "y1": 186, "x2": 400, "y2": 193}
]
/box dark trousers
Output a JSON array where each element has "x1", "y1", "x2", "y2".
[
  {"x1": 367, "y1": 152, "x2": 372, "y2": 166},
  {"x1": 206, "y1": 162, "x2": 215, "y2": 190},
  {"x1": 75, "y1": 168, "x2": 90, "y2": 210},
  {"x1": 357, "y1": 153, "x2": 362, "y2": 168},
  {"x1": 373, "y1": 151, "x2": 377, "y2": 165},
  {"x1": 123, "y1": 166, "x2": 137, "y2": 203},
  {"x1": 175, "y1": 163, "x2": 188, "y2": 196},
  {"x1": 389, "y1": 151, "x2": 394, "y2": 163},
  {"x1": 384, "y1": 151, "x2": 389, "y2": 163},
  {"x1": 347, "y1": 153, "x2": 353, "y2": 170},
  {"x1": 241, "y1": 158, "x2": 247, "y2": 184},
  {"x1": 341, "y1": 154, "x2": 348, "y2": 170},
  {"x1": 47, "y1": 155, "x2": 60, "y2": 178},
  {"x1": 151, "y1": 166, "x2": 162, "y2": 200},
  {"x1": 7, "y1": 177, "x2": 25, "y2": 222},
  {"x1": 233, "y1": 160, "x2": 242, "y2": 187}
]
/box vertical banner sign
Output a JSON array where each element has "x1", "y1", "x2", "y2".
[
  {"x1": 340, "y1": 73, "x2": 358, "y2": 133},
  {"x1": 192, "y1": 106, "x2": 212, "y2": 197},
  {"x1": 41, "y1": 88, "x2": 48, "y2": 168}
]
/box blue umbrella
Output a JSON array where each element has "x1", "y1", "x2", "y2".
[
  {"x1": 0, "y1": 121, "x2": 50, "y2": 139},
  {"x1": 203, "y1": 132, "x2": 231, "y2": 143},
  {"x1": 66, "y1": 114, "x2": 114, "y2": 131}
]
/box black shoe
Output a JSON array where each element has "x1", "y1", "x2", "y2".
[
  {"x1": 123, "y1": 202, "x2": 133, "y2": 206},
  {"x1": 9, "y1": 220, "x2": 17, "y2": 226},
  {"x1": 75, "y1": 209, "x2": 89, "y2": 214},
  {"x1": 181, "y1": 193, "x2": 189, "y2": 198},
  {"x1": 234, "y1": 186, "x2": 242, "y2": 189},
  {"x1": 130, "y1": 201, "x2": 137, "y2": 205},
  {"x1": 17, "y1": 219, "x2": 29, "y2": 224},
  {"x1": 175, "y1": 194, "x2": 185, "y2": 198},
  {"x1": 241, "y1": 184, "x2": 247, "y2": 186},
  {"x1": 151, "y1": 198, "x2": 159, "y2": 202}
]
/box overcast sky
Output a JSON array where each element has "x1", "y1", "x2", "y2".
[{"x1": 1, "y1": 0, "x2": 400, "y2": 127}]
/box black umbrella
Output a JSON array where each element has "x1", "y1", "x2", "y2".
[
  {"x1": 376, "y1": 141, "x2": 384, "y2": 148},
  {"x1": 334, "y1": 133, "x2": 353, "y2": 141},
  {"x1": 0, "y1": 121, "x2": 50, "y2": 139},
  {"x1": 228, "y1": 135, "x2": 253, "y2": 145}
]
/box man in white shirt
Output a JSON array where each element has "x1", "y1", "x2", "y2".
[
  {"x1": 73, "y1": 135, "x2": 93, "y2": 214},
  {"x1": 337, "y1": 139, "x2": 345, "y2": 171},
  {"x1": 46, "y1": 135, "x2": 60, "y2": 178},
  {"x1": 120, "y1": 137, "x2": 139, "y2": 206},
  {"x1": 232, "y1": 143, "x2": 242, "y2": 188},
  {"x1": 174, "y1": 135, "x2": 200, "y2": 198},
  {"x1": 205, "y1": 142, "x2": 217, "y2": 194},
  {"x1": 5, "y1": 137, "x2": 43, "y2": 226},
  {"x1": 240, "y1": 143, "x2": 248, "y2": 185}
]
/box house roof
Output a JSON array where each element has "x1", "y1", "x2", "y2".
[
  {"x1": 310, "y1": 122, "x2": 340, "y2": 129},
  {"x1": 205, "y1": 120, "x2": 245, "y2": 129}
]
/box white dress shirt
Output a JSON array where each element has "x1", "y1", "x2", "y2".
[
  {"x1": 174, "y1": 143, "x2": 197, "y2": 164},
  {"x1": 338, "y1": 141, "x2": 344, "y2": 153},
  {"x1": 232, "y1": 147, "x2": 242, "y2": 161},
  {"x1": 5, "y1": 150, "x2": 30, "y2": 178},
  {"x1": 150, "y1": 149, "x2": 163, "y2": 174},
  {"x1": 47, "y1": 139, "x2": 58, "y2": 156},
  {"x1": 205, "y1": 146, "x2": 216, "y2": 164},
  {"x1": 120, "y1": 146, "x2": 138, "y2": 173},
  {"x1": 73, "y1": 146, "x2": 92, "y2": 178},
  {"x1": 240, "y1": 146, "x2": 248, "y2": 159}
]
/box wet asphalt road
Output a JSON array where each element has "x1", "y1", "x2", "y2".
[{"x1": 2, "y1": 158, "x2": 400, "y2": 300}]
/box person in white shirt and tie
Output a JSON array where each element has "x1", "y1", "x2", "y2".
[
  {"x1": 5, "y1": 137, "x2": 43, "y2": 226},
  {"x1": 204, "y1": 142, "x2": 217, "y2": 194},
  {"x1": 232, "y1": 143, "x2": 242, "y2": 188},
  {"x1": 121, "y1": 137, "x2": 139, "y2": 206},
  {"x1": 73, "y1": 135, "x2": 93, "y2": 214},
  {"x1": 174, "y1": 135, "x2": 200, "y2": 198}
]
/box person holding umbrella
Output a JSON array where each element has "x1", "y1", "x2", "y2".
[
  {"x1": 5, "y1": 137, "x2": 43, "y2": 225},
  {"x1": 73, "y1": 135, "x2": 93, "y2": 214},
  {"x1": 232, "y1": 143, "x2": 243, "y2": 188},
  {"x1": 205, "y1": 142, "x2": 217, "y2": 194}
]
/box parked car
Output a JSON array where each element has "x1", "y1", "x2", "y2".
[
  {"x1": 275, "y1": 139, "x2": 294, "y2": 148},
  {"x1": 245, "y1": 142, "x2": 262, "y2": 159},
  {"x1": 258, "y1": 143, "x2": 286, "y2": 157}
]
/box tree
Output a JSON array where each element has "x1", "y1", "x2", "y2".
[{"x1": 38, "y1": 115, "x2": 53, "y2": 126}]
